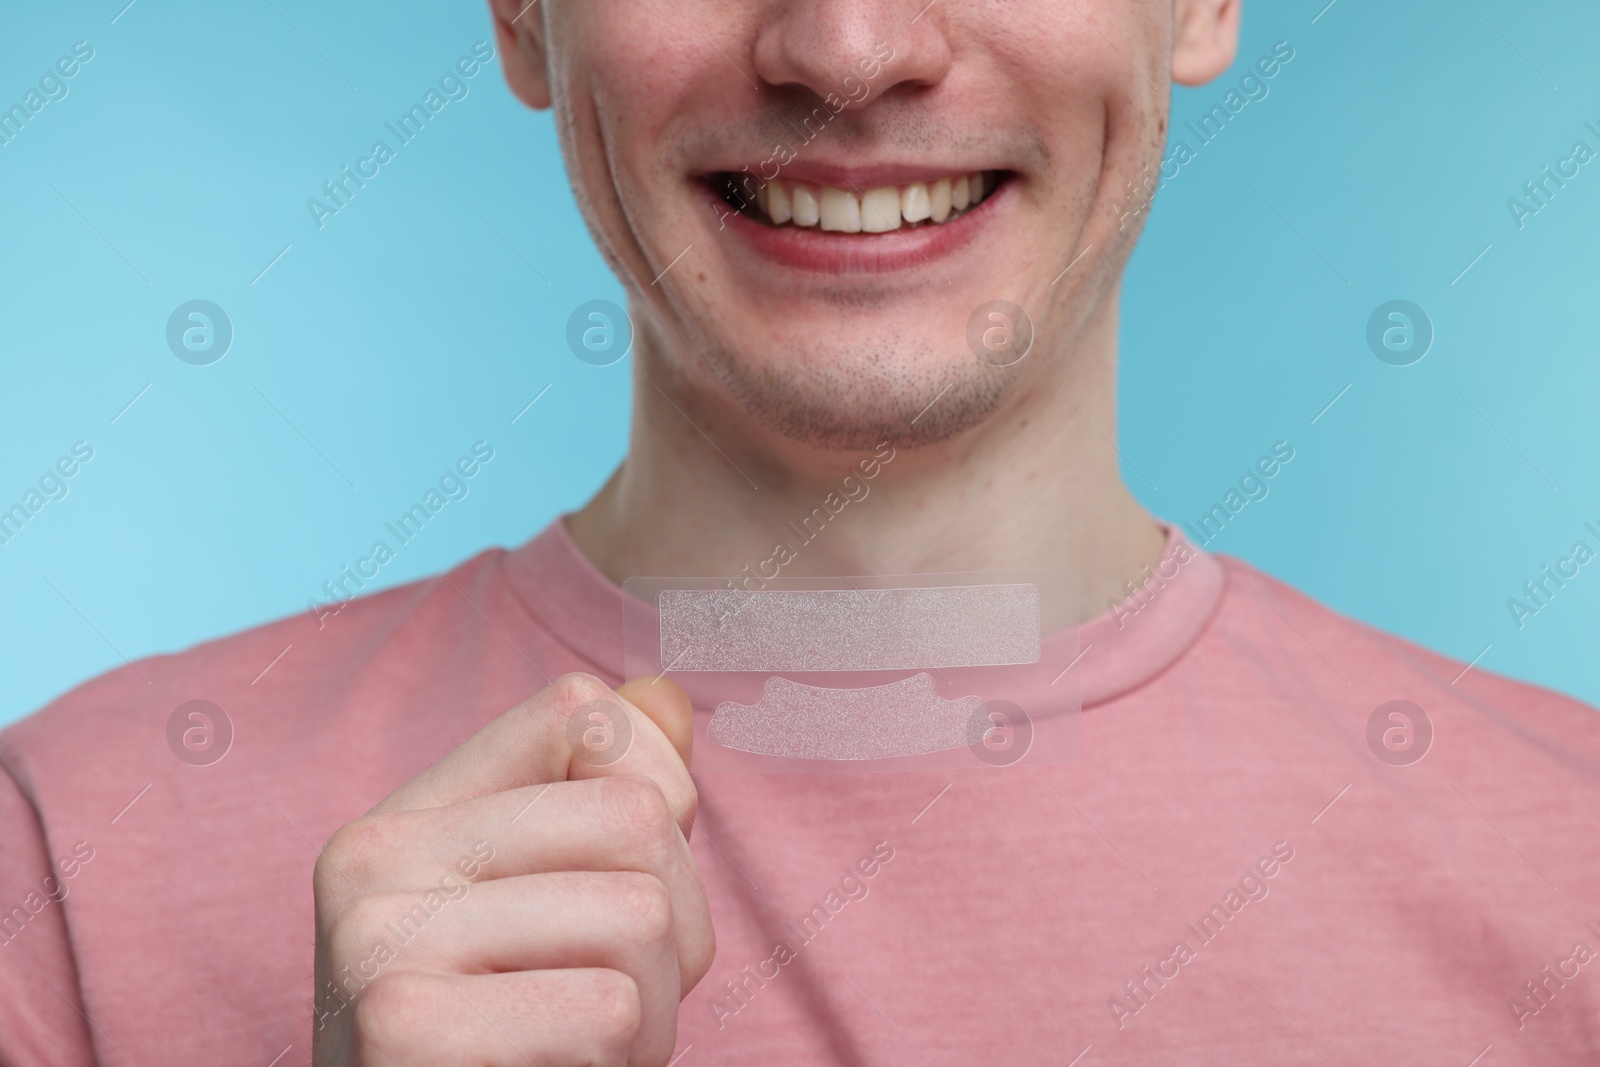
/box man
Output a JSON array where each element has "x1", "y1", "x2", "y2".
[{"x1": 3, "y1": 0, "x2": 1597, "y2": 1063}]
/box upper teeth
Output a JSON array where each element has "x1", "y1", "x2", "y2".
[{"x1": 749, "y1": 172, "x2": 995, "y2": 232}]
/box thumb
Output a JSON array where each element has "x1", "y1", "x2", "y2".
[{"x1": 616, "y1": 677, "x2": 693, "y2": 769}]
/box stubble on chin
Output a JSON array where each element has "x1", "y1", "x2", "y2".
[{"x1": 698, "y1": 336, "x2": 1019, "y2": 452}]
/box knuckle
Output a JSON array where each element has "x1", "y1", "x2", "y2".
[
  {"x1": 609, "y1": 872, "x2": 674, "y2": 951},
  {"x1": 316, "y1": 817, "x2": 389, "y2": 898},
  {"x1": 325, "y1": 894, "x2": 391, "y2": 967},
  {"x1": 596, "y1": 775, "x2": 677, "y2": 853},
  {"x1": 351, "y1": 972, "x2": 434, "y2": 1055},
  {"x1": 548, "y1": 672, "x2": 616, "y2": 713},
  {"x1": 572, "y1": 968, "x2": 642, "y2": 1060},
  {"x1": 684, "y1": 921, "x2": 717, "y2": 991},
  {"x1": 673, "y1": 777, "x2": 700, "y2": 830}
]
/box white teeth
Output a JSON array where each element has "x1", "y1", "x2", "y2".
[
  {"x1": 930, "y1": 177, "x2": 952, "y2": 223},
  {"x1": 767, "y1": 182, "x2": 792, "y2": 224},
  {"x1": 901, "y1": 183, "x2": 931, "y2": 223},
  {"x1": 951, "y1": 175, "x2": 970, "y2": 211},
  {"x1": 818, "y1": 185, "x2": 862, "y2": 232},
  {"x1": 861, "y1": 186, "x2": 902, "y2": 232},
  {"x1": 735, "y1": 171, "x2": 997, "y2": 230},
  {"x1": 791, "y1": 183, "x2": 820, "y2": 227}
]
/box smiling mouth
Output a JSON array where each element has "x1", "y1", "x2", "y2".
[{"x1": 712, "y1": 170, "x2": 1008, "y2": 233}]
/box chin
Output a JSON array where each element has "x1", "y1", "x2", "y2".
[{"x1": 697, "y1": 333, "x2": 1020, "y2": 452}]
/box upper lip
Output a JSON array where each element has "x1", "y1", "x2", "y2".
[{"x1": 700, "y1": 160, "x2": 1004, "y2": 190}]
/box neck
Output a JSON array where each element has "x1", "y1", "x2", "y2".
[{"x1": 567, "y1": 288, "x2": 1166, "y2": 619}]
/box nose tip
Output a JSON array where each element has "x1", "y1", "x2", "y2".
[{"x1": 752, "y1": 1, "x2": 951, "y2": 107}]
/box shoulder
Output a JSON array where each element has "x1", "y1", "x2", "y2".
[
  {"x1": 0, "y1": 546, "x2": 512, "y2": 798},
  {"x1": 1209, "y1": 553, "x2": 1600, "y2": 766}
]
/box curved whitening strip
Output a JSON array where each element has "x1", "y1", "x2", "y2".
[
  {"x1": 660, "y1": 584, "x2": 1040, "y2": 672},
  {"x1": 709, "y1": 673, "x2": 986, "y2": 760}
]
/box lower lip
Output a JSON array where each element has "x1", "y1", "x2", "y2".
[{"x1": 706, "y1": 180, "x2": 1008, "y2": 275}]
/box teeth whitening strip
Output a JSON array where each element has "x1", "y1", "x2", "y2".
[
  {"x1": 708, "y1": 673, "x2": 990, "y2": 761},
  {"x1": 623, "y1": 574, "x2": 1073, "y2": 770},
  {"x1": 658, "y1": 584, "x2": 1042, "y2": 672}
]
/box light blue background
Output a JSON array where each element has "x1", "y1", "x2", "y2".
[{"x1": 2, "y1": 0, "x2": 1596, "y2": 727}]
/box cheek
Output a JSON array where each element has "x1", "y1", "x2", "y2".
[
  {"x1": 560, "y1": 5, "x2": 739, "y2": 281},
  {"x1": 987, "y1": 7, "x2": 1165, "y2": 319},
  {"x1": 999, "y1": 7, "x2": 1165, "y2": 207}
]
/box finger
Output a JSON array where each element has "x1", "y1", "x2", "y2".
[
  {"x1": 332, "y1": 871, "x2": 682, "y2": 1059},
  {"x1": 616, "y1": 677, "x2": 693, "y2": 768},
  {"x1": 372, "y1": 674, "x2": 695, "y2": 836},
  {"x1": 348, "y1": 968, "x2": 646, "y2": 1067},
  {"x1": 326, "y1": 778, "x2": 715, "y2": 987}
]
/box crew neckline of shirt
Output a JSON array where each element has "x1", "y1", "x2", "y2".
[{"x1": 499, "y1": 516, "x2": 1227, "y2": 710}]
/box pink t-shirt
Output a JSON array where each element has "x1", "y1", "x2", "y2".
[{"x1": 3, "y1": 521, "x2": 1598, "y2": 1065}]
